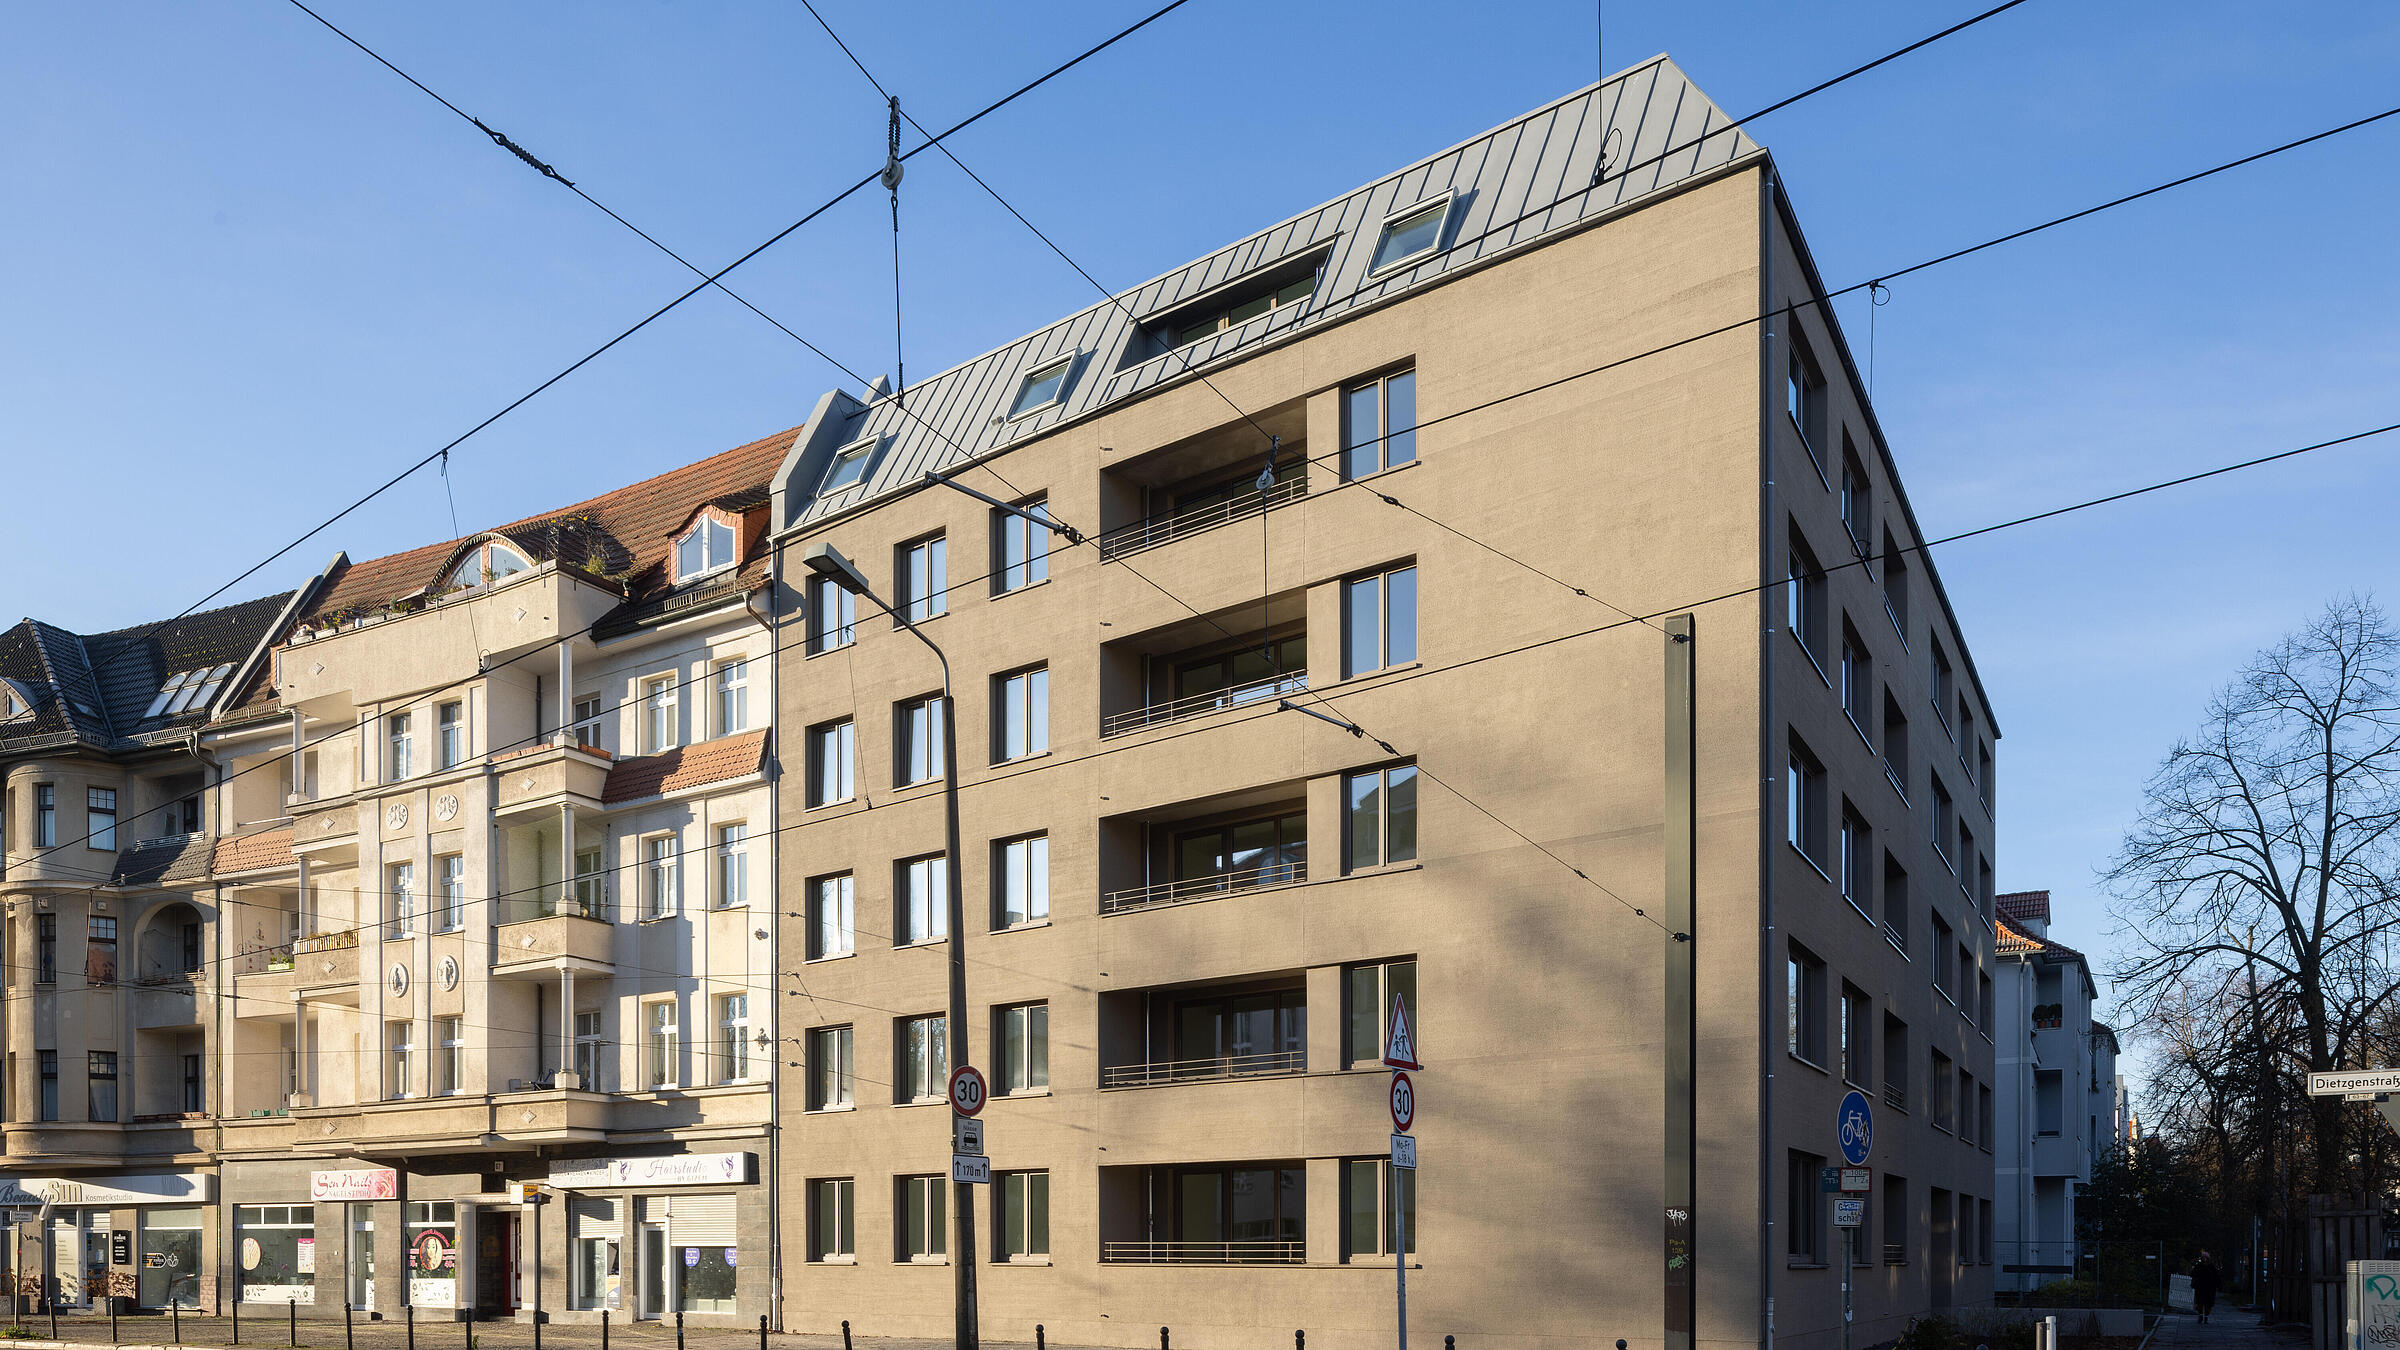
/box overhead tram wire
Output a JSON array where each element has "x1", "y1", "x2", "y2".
[
  {"x1": 53, "y1": 0, "x2": 1204, "y2": 717},
  {"x1": 17, "y1": 90, "x2": 2395, "y2": 879}
]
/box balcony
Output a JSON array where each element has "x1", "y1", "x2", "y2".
[
  {"x1": 492, "y1": 742, "x2": 611, "y2": 820},
  {"x1": 1100, "y1": 1240, "x2": 1305, "y2": 1265},
  {"x1": 1099, "y1": 978, "x2": 1306, "y2": 1090},
  {"x1": 1094, "y1": 397, "x2": 1308, "y2": 563},
  {"x1": 1100, "y1": 1049, "x2": 1305, "y2": 1089},
  {"x1": 493, "y1": 911, "x2": 613, "y2": 974},
  {"x1": 233, "y1": 930, "x2": 359, "y2": 1018},
  {"x1": 1097, "y1": 475, "x2": 1308, "y2": 561},
  {"x1": 1099, "y1": 786, "x2": 1308, "y2": 917},
  {"x1": 1102, "y1": 863, "x2": 1306, "y2": 915}
]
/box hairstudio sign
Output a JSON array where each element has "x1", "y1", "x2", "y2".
[{"x1": 549, "y1": 1153, "x2": 753, "y2": 1190}]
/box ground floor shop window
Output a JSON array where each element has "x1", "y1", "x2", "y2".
[
  {"x1": 569, "y1": 1197, "x2": 622, "y2": 1312},
  {"x1": 140, "y1": 1207, "x2": 203, "y2": 1308},
  {"x1": 235, "y1": 1205, "x2": 316, "y2": 1303},
  {"x1": 405, "y1": 1202, "x2": 457, "y2": 1308},
  {"x1": 348, "y1": 1205, "x2": 374, "y2": 1310},
  {"x1": 671, "y1": 1195, "x2": 736, "y2": 1314}
]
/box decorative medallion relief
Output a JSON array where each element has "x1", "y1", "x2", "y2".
[
  {"x1": 433, "y1": 794, "x2": 460, "y2": 823},
  {"x1": 384, "y1": 802, "x2": 409, "y2": 832}
]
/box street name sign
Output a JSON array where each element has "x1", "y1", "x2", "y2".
[
  {"x1": 2310, "y1": 1070, "x2": 2400, "y2": 1097},
  {"x1": 950, "y1": 1154, "x2": 991, "y2": 1185},
  {"x1": 1391, "y1": 1133, "x2": 1417, "y2": 1170},
  {"x1": 947, "y1": 1065, "x2": 988, "y2": 1117},
  {"x1": 1390, "y1": 1071, "x2": 1416, "y2": 1133}
]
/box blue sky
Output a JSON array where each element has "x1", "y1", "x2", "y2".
[{"x1": 7, "y1": 1, "x2": 2398, "y2": 1070}]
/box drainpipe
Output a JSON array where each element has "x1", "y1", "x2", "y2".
[{"x1": 755, "y1": 551, "x2": 784, "y2": 1331}]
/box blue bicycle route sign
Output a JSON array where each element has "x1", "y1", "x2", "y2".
[{"x1": 1837, "y1": 1089, "x2": 1873, "y2": 1165}]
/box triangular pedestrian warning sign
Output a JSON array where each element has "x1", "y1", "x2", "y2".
[{"x1": 1382, "y1": 994, "x2": 1422, "y2": 1070}]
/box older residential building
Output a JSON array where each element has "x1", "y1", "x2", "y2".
[
  {"x1": 0, "y1": 593, "x2": 300, "y2": 1309},
  {"x1": 764, "y1": 60, "x2": 1999, "y2": 1350},
  {"x1": 1992, "y1": 890, "x2": 2113, "y2": 1293}
]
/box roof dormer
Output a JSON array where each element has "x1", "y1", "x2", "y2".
[
  {"x1": 439, "y1": 536, "x2": 534, "y2": 595},
  {"x1": 673, "y1": 508, "x2": 740, "y2": 584}
]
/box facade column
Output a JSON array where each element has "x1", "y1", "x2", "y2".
[
  {"x1": 559, "y1": 804, "x2": 575, "y2": 917},
  {"x1": 557, "y1": 642, "x2": 574, "y2": 746},
  {"x1": 556, "y1": 968, "x2": 576, "y2": 1089},
  {"x1": 289, "y1": 992, "x2": 308, "y2": 1108}
]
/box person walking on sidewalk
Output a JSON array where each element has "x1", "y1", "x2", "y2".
[{"x1": 2193, "y1": 1250, "x2": 2224, "y2": 1323}]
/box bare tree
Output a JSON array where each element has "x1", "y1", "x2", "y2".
[{"x1": 2107, "y1": 596, "x2": 2400, "y2": 1193}]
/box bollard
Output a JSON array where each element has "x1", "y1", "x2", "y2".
[
  {"x1": 407, "y1": 1304, "x2": 417, "y2": 1350},
  {"x1": 290, "y1": 1295, "x2": 299, "y2": 1348},
  {"x1": 760, "y1": 1314, "x2": 770, "y2": 1350},
  {"x1": 677, "y1": 1310, "x2": 687, "y2": 1350},
  {"x1": 466, "y1": 1309, "x2": 475, "y2": 1350},
  {"x1": 601, "y1": 1310, "x2": 609, "y2": 1350},
  {"x1": 1448, "y1": 1339, "x2": 1456, "y2": 1350},
  {"x1": 1163, "y1": 1326, "x2": 1172, "y2": 1350},
  {"x1": 173, "y1": 1294, "x2": 182, "y2": 1344},
  {"x1": 1038, "y1": 1326, "x2": 1047, "y2": 1350},
  {"x1": 48, "y1": 1292, "x2": 56, "y2": 1341},
  {"x1": 347, "y1": 1301, "x2": 356, "y2": 1350},
  {"x1": 226, "y1": 1294, "x2": 233, "y2": 1346},
  {"x1": 1297, "y1": 1333, "x2": 1305, "y2": 1350},
  {"x1": 535, "y1": 1311, "x2": 542, "y2": 1350},
  {"x1": 842, "y1": 1319, "x2": 853, "y2": 1350},
  {"x1": 113, "y1": 1295, "x2": 120, "y2": 1343}
]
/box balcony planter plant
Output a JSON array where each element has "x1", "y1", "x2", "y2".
[{"x1": 2031, "y1": 1002, "x2": 2064, "y2": 1029}]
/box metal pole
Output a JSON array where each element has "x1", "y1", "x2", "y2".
[
  {"x1": 1841, "y1": 1227, "x2": 1854, "y2": 1350},
  {"x1": 1663, "y1": 614, "x2": 1698, "y2": 1350},
  {"x1": 348, "y1": 1301, "x2": 356, "y2": 1350},
  {"x1": 223, "y1": 1288, "x2": 230, "y2": 1345},
  {"x1": 941, "y1": 681, "x2": 980, "y2": 1350},
  {"x1": 407, "y1": 1303, "x2": 416, "y2": 1350},
  {"x1": 600, "y1": 1308, "x2": 607, "y2": 1350},
  {"x1": 173, "y1": 1290, "x2": 182, "y2": 1342},
  {"x1": 676, "y1": 1309, "x2": 686, "y2": 1350},
  {"x1": 1395, "y1": 1176, "x2": 1409, "y2": 1350},
  {"x1": 290, "y1": 1294, "x2": 298, "y2": 1347}
]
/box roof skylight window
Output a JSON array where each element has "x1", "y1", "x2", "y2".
[
  {"x1": 144, "y1": 671, "x2": 195, "y2": 719},
  {"x1": 1368, "y1": 196, "x2": 1453, "y2": 274},
  {"x1": 142, "y1": 663, "x2": 234, "y2": 720},
  {"x1": 675, "y1": 514, "x2": 739, "y2": 583},
  {"x1": 2, "y1": 678, "x2": 37, "y2": 722},
  {"x1": 443, "y1": 540, "x2": 533, "y2": 593},
  {"x1": 1007, "y1": 355, "x2": 1078, "y2": 420},
  {"x1": 820, "y1": 436, "x2": 880, "y2": 494}
]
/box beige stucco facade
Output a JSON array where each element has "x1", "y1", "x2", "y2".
[{"x1": 765, "y1": 160, "x2": 2000, "y2": 1350}]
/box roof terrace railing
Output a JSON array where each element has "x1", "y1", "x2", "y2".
[
  {"x1": 1100, "y1": 673, "x2": 1307, "y2": 739},
  {"x1": 1095, "y1": 476, "x2": 1307, "y2": 561},
  {"x1": 1099, "y1": 1049, "x2": 1306, "y2": 1089},
  {"x1": 1100, "y1": 861, "x2": 1305, "y2": 916}
]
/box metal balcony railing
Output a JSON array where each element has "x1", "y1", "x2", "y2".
[
  {"x1": 1096, "y1": 476, "x2": 1307, "y2": 561},
  {"x1": 1100, "y1": 1240, "x2": 1305, "y2": 1265},
  {"x1": 1099, "y1": 1049, "x2": 1305, "y2": 1089},
  {"x1": 1102, "y1": 673, "x2": 1308, "y2": 738},
  {"x1": 1100, "y1": 861, "x2": 1306, "y2": 915},
  {"x1": 1882, "y1": 1082, "x2": 1907, "y2": 1112}
]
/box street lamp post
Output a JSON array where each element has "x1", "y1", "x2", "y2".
[{"x1": 801, "y1": 542, "x2": 977, "y2": 1350}]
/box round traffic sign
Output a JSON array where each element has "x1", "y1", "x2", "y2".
[
  {"x1": 1837, "y1": 1088, "x2": 1873, "y2": 1166},
  {"x1": 1389, "y1": 1070, "x2": 1415, "y2": 1133},
  {"x1": 948, "y1": 1065, "x2": 988, "y2": 1117}
]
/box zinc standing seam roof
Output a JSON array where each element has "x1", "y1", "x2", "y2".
[{"x1": 785, "y1": 55, "x2": 1759, "y2": 528}]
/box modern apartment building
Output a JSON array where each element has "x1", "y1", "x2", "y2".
[
  {"x1": 762, "y1": 59, "x2": 2000, "y2": 1350},
  {"x1": 1992, "y1": 890, "x2": 2119, "y2": 1294},
  {"x1": 1, "y1": 596, "x2": 298, "y2": 1309},
  {"x1": 2, "y1": 438, "x2": 789, "y2": 1324}
]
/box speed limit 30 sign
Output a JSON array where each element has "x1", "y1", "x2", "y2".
[
  {"x1": 1389, "y1": 1070, "x2": 1415, "y2": 1133},
  {"x1": 948, "y1": 1065, "x2": 988, "y2": 1117}
]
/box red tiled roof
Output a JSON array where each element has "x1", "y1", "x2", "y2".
[
  {"x1": 213, "y1": 827, "x2": 295, "y2": 874},
  {"x1": 1996, "y1": 890, "x2": 2051, "y2": 922},
  {"x1": 602, "y1": 730, "x2": 769, "y2": 805},
  {"x1": 1996, "y1": 913, "x2": 2087, "y2": 964}
]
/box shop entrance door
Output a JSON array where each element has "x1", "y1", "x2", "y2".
[
  {"x1": 638, "y1": 1224, "x2": 669, "y2": 1320},
  {"x1": 348, "y1": 1206, "x2": 374, "y2": 1310},
  {"x1": 473, "y1": 1212, "x2": 517, "y2": 1319}
]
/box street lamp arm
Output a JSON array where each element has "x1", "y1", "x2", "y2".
[{"x1": 921, "y1": 469, "x2": 1084, "y2": 545}]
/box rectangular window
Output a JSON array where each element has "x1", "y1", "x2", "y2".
[
  {"x1": 1931, "y1": 913, "x2": 1956, "y2": 997},
  {"x1": 1882, "y1": 691, "x2": 1910, "y2": 799},
  {"x1": 898, "y1": 535, "x2": 948, "y2": 624},
  {"x1": 1788, "y1": 528, "x2": 1827, "y2": 664},
  {"x1": 1840, "y1": 440, "x2": 1870, "y2": 554},
  {"x1": 1341, "y1": 565, "x2": 1418, "y2": 678},
  {"x1": 574, "y1": 1012, "x2": 603, "y2": 1090},
  {"x1": 644, "y1": 835, "x2": 679, "y2": 919},
  {"x1": 1882, "y1": 1014, "x2": 1908, "y2": 1111},
  {"x1": 1787, "y1": 1150, "x2": 1825, "y2": 1263},
  {"x1": 1930, "y1": 1049, "x2": 1955, "y2": 1131},
  {"x1": 715, "y1": 659, "x2": 750, "y2": 736},
  {"x1": 1883, "y1": 855, "x2": 1909, "y2": 951},
  {"x1": 387, "y1": 1020, "x2": 413, "y2": 1099},
  {"x1": 718, "y1": 993, "x2": 750, "y2": 1083},
  {"x1": 2035, "y1": 1068, "x2": 2064, "y2": 1135},
  {"x1": 387, "y1": 712, "x2": 413, "y2": 781},
  {"x1": 87, "y1": 1051, "x2": 117, "y2": 1122},
  {"x1": 1932, "y1": 779, "x2": 1955, "y2": 868},
  {"x1": 437, "y1": 701, "x2": 464, "y2": 769},
  {"x1": 1008, "y1": 356, "x2": 1074, "y2": 419},
  {"x1": 1787, "y1": 944, "x2": 1826, "y2": 1065},
  {"x1": 1882, "y1": 526, "x2": 1911, "y2": 640},
  {"x1": 808, "y1": 873, "x2": 855, "y2": 960},
  {"x1": 35, "y1": 915, "x2": 54, "y2": 984},
  {"x1": 820, "y1": 436, "x2": 877, "y2": 493},
  {"x1": 1979, "y1": 1082, "x2": 1995, "y2": 1147},
  {"x1": 1840, "y1": 805, "x2": 1871, "y2": 913},
  {"x1": 993, "y1": 666, "x2": 1050, "y2": 762},
  {"x1": 1841, "y1": 985, "x2": 1872, "y2": 1087},
  {"x1": 643, "y1": 676, "x2": 678, "y2": 753},
  {"x1": 573, "y1": 848, "x2": 604, "y2": 916},
  {"x1": 1841, "y1": 629, "x2": 1872, "y2": 737},
  {"x1": 1787, "y1": 737, "x2": 1827, "y2": 868},
  {"x1": 807, "y1": 718, "x2": 856, "y2": 807},
  {"x1": 436, "y1": 1016, "x2": 462, "y2": 1095},
  {"x1": 1788, "y1": 341, "x2": 1827, "y2": 469},
  {"x1": 183, "y1": 1052, "x2": 203, "y2": 1112},
  {"x1": 34, "y1": 785, "x2": 54, "y2": 847},
  {"x1": 1343, "y1": 1158, "x2": 1418, "y2": 1259},
  {"x1": 998, "y1": 1171, "x2": 1049, "y2": 1261},
  {"x1": 1979, "y1": 971, "x2": 1995, "y2": 1033},
  {"x1": 436, "y1": 855, "x2": 464, "y2": 932},
  {"x1": 994, "y1": 834, "x2": 1049, "y2": 929},
  {"x1": 898, "y1": 1015, "x2": 948, "y2": 1103},
  {"x1": 1345, "y1": 764, "x2": 1420, "y2": 872},
  {"x1": 647, "y1": 1001, "x2": 679, "y2": 1088},
  {"x1": 37, "y1": 1051, "x2": 56, "y2": 1121},
  {"x1": 1978, "y1": 744, "x2": 1994, "y2": 808},
  {"x1": 716, "y1": 824, "x2": 749, "y2": 909},
  {"x1": 1959, "y1": 1069, "x2": 1977, "y2": 1146},
  {"x1": 1883, "y1": 1176, "x2": 1908, "y2": 1263},
  {"x1": 896, "y1": 695, "x2": 948, "y2": 786},
  {"x1": 809, "y1": 574, "x2": 859, "y2": 653},
  {"x1": 997, "y1": 1002, "x2": 1048, "y2": 1094},
  {"x1": 809, "y1": 1178, "x2": 855, "y2": 1261},
  {"x1": 1345, "y1": 959, "x2": 1418, "y2": 1067},
  {"x1": 1369, "y1": 198, "x2": 1449, "y2": 273},
  {"x1": 900, "y1": 1176, "x2": 946, "y2": 1261},
  {"x1": 86, "y1": 788, "x2": 116, "y2": 851},
  {"x1": 808, "y1": 1026, "x2": 854, "y2": 1109},
  {"x1": 1959, "y1": 825, "x2": 1977, "y2": 897},
  {"x1": 1342, "y1": 369, "x2": 1419, "y2": 480},
  {"x1": 86, "y1": 915, "x2": 116, "y2": 984},
  {"x1": 1930, "y1": 640, "x2": 1955, "y2": 733},
  {"x1": 993, "y1": 496, "x2": 1054, "y2": 594},
  {"x1": 572, "y1": 696, "x2": 604, "y2": 750},
  {"x1": 1978, "y1": 856, "x2": 1995, "y2": 919},
  {"x1": 897, "y1": 854, "x2": 949, "y2": 944},
  {"x1": 387, "y1": 861, "x2": 415, "y2": 935}
]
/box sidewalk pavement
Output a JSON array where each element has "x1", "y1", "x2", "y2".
[
  {"x1": 2145, "y1": 1305, "x2": 2309, "y2": 1350},
  {"x1": 0, "y1": 1312, "x2": 1070, "y2": 1350}
]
